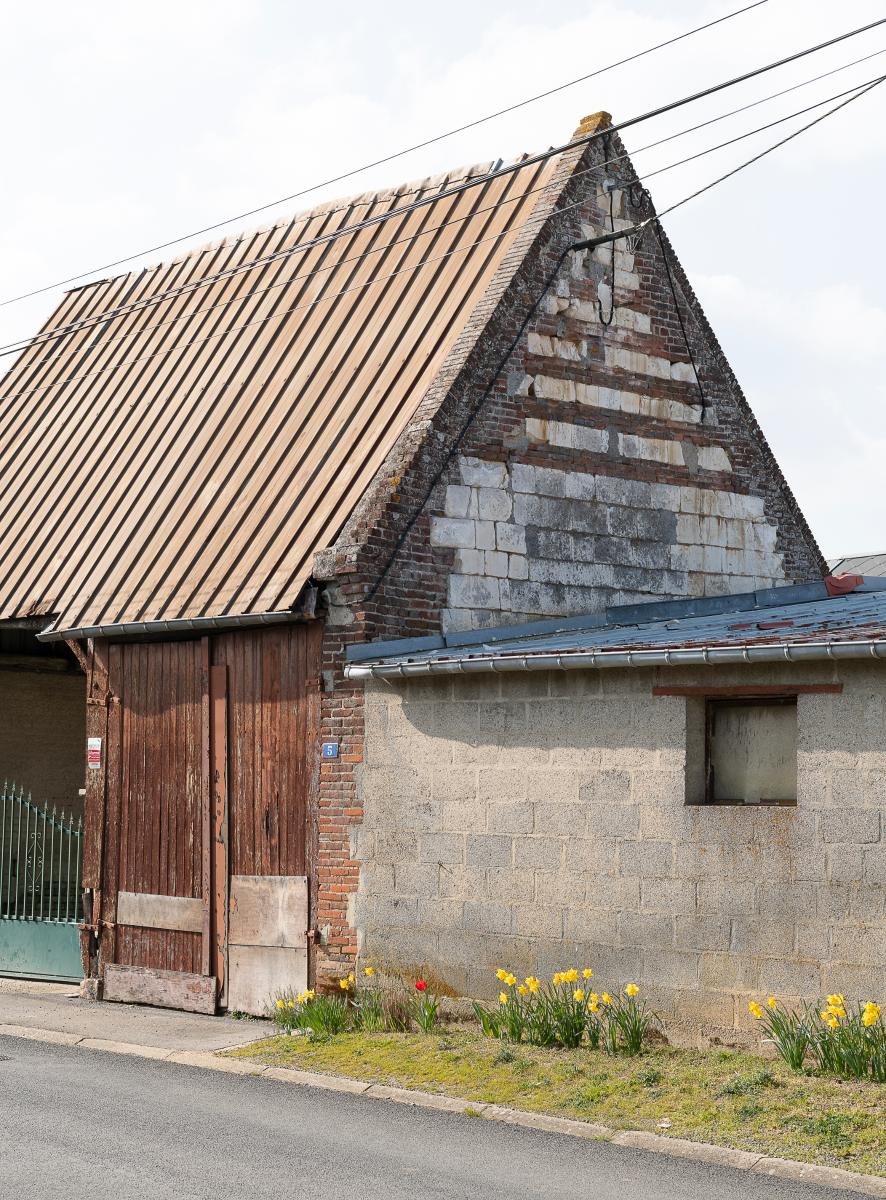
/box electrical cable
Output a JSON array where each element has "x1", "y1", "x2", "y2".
[
  {"x1": 0, "y1": 1, "x2": 772, "y2": 311},
  {"x1": 362, "y1": 72, "x2": 886, "y2": 597},
  {"x1": 0, "y1": 73, "x2": 879, "y2": 418},
  {"x1": 1, "y1": 67, "x2": 878, "y2": 381},
  {"x1": 3, "y1": 23, "x2": 885, "y2": 363}
]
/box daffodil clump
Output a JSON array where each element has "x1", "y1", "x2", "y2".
[
  {"x1": 749, "y1": 993, "x2": 885, "y2": 1081},
  {"x1": 474, "y1": 969, "x2": 656, "y2": 1055},
  {"x1": 273, "y1": 966, "x2": 440, "y2": 1038}
]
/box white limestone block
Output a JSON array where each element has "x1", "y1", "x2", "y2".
[
  {"x1": 619, "y1": 433, "x2": 685, "y2": 467},
  {"x1": 478, "y1": 487, "x2": 512, "y2": 521},
  {"x1": 484, "y1": 550, "x2": 509, "y2": 578},
  {"x1": 448, "y1": 574, "x2": 501, "y2": 610},
  {"x1": 475, "y1": 520, "x2": 496, "y2": 550},
  {"x1": 453, "y1": 548, "x2": 484, "y2": 575},
  {"x1": 671, "y1": 361, "x2": 696, "y2": 383},
  {"x1": 697, "y1": 445, "x2": 732, "y2": 473},
  {"x1": 495, "y1": 523, "x2": 527, "y2": 554},
  {"x1": 459, "y1": 456, "x2": 508, "y2": 488},
  {"x1": 444, "y1": 484, "x2": 473, "y2": 519},
  {"x1": 430, "y1": 516, "x2": 475, "y2": 548},
  {"x1": 508, "y1": 554, "x2": 529, "y2": 580}
]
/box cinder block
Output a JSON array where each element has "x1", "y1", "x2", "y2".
[
  {"x1": 465, "y1": 834, "x2": 513, "y2": 868},
  {"x1": 513, "y1": 837, "x2": 563, "y2": 870},
  {"x1": 641, "y1": 878, "x2": 696, "y2": 915},
  {"x1": 759, "y1": 957, "x2": 822, "y2": 998},
  {"x1": 642, "y1": 948, "x2": 699, "y2": 990},
  {"x1": 485, "y1": 867, "x2": 536, "y2": 903},
  {"x1": 618, "y1": 910, "x2": 673, "y2": 949},
  {"x1": 372, "y1": 831, "x2": 418, "y2": 864},
  {"x1": 826, "y1": 844, "x2": 864, "y2": 883},
  {"x1": 820, "y1": 809, "x2": 881, "y2": 844},
  {"x1": 419, "y1": 833, "x2": 464, "y2": 865},
  {"x1": 461, "y1": 901, "x2": 513, "y2": 936},
  {"x1": 441, "y1": 800, "x2": 488, "y2": 834},
  {"x1": 535, "y1": 870, "x2": 587, "y2": 906},
  {"x1": 674, "y1": 915, "x2": 731, "y2": 952},
  {"x1": 512, "y1": 904, "x2": 564, "y2": 939},
  {"x1": 619, "y1": 839, "x2": 674, "y2": 878},
  {"x1": 699, "y1": 950, "x2": 758, "y2": 991},
  {"x1": 489, "y1": 803, "x2": 534, "y2": 835},
  {"x1": 533, "y1": 803, "x2": 586, "y2": 837}
]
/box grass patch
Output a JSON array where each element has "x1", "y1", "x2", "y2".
[{"x1": 230, "y1": 1029, "x2": 886, "y2": 1176}]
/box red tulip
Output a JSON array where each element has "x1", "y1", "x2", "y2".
[{"x1": 415, "y1": 979, "x2": 427, "y2": 992}]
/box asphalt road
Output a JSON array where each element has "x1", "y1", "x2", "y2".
[{"x1": 0, "y1": 1036, "x2": 858, "y2": 1200}]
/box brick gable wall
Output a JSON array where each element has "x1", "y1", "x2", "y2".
[{"x1": 309, "y1": 117, "x2": 824, "y2": 984}]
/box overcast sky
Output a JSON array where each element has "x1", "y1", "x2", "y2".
[{"x1": 1, "y1": 0, "x2": 884, "y2": 559}]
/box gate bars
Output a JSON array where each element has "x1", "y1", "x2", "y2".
[{"x1": 0, "y1": 782, "x2": 82, "y2": 923}]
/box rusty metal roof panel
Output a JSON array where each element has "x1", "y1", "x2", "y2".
[{"x1": 0, "y1": 151, "x2": 562, "y2": 630}]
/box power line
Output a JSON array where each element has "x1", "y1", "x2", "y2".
[
  {"x1": 0, "y1": 1, "x2": 771, "y2": 312},
  {"x1": 2, "y1": 67, "x2": 878, "y2": 375},
  {"x1": 4, "y1": 14, "x2": 885, "y2": 363},
  {"x1": 657, "y1": 72, "x2": 886, "y2": 221},
  {"x1": 0, "y1": 71, "x2": 879, "y2": 414}
]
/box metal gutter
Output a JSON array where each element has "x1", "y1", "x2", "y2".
[
  {"x1": 344, "y1": 638, "x2": 886, "y2": 680},
  {"x1": 37, "y1": 608, "x2": 305, "y2": 643}
]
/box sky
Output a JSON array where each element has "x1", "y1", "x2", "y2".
[{"x1": 0, "y1": 0, "x2": 884, "y2": 559}]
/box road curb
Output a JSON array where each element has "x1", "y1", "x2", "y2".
[{"x1": 3, "y1": 1023, "x2": 885, "y2": 1196}]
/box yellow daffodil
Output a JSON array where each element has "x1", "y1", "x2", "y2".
[
  {"x1": 364, "y1": 966, "x2": 375, "y2": 977},
  {"x1": 276, "y1": 998, "x2": 285, "y2": 1010},
  {"x1": 339, "y1": 978, "x2": 350, "y2": 990},
  {"x1": 517, "y1": 984, "x2": 528, "y2": 996},
  {"x1": 305, "y1": 990, "x2": 315, "y2": 1000},
  {"x1": 499, "y1": 992, "x2": 509, "y2": 1005},
  {"x1": 505, "y1": 973, "x2": 517, "y2": 987},
  {"x1": 286, "y1": 999, "x2": 295, "y2": 1009},
  {"x1": 748, "y1": 1000, "x2": 764, "y2": 1020},
  {"x1": 827, "y1": 1016, "x2": 839, "y2": 1030},
  {"x1": 602, "y1": 992, "x2": 612, "y2": 1005},
  {"x1": 582, "y1": 968, "x2": 593, "y2": 979},
  {"x1": 863, "y1": 1009, "x2": 879, "y2": 1027},
  {"x1": 589, "y1": 1002, "x2": 600, "y2": 1014},
  {"x1": 766, "y1": 996, "x2": 778, "y2": 1009},
  {"x1": 589, "y1": 992, "x2": 598, "y2": 1004},
  {"x1": 827, "y1": 993, "x2": 845, "y2": 1007},
  {"x1": 625, "y1": 983, "x2": 639, "y2": 997},
  {"x1": 573, "y1": 989, "x2": 585, "y2": 1002},
  {"x1": 496, "y1": 969, "x2": 508, "y2": 982},
  {"x1": 526, "y1": 977, "x2": 540, "y2": 994},
  {"x1": 348, "y1": 973, "x2": 355, "y2": 983},
  {"x1": 566, "y1": 969, "x2": 579, "y2": 984}
]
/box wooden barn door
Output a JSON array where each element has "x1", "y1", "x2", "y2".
[
  {"x1": 213, "y1": 622, "x2": 322, "y2": 1015},
  {"x1": 99, "y1": 638, "x2": 225, "y2": 1013},
  {"x1": 93, "y1": 624, "x2": 320, "y2": 1015}
]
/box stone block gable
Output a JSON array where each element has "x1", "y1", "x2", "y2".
[{"x1": 317, "y1": 114, "x2": 823, "y2": 641}]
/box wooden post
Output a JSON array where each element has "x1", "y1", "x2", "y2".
[
  {"x1": 81, "y1": 640, "x2": 110, "y2": 980},
  {"x1": 200, "y1": 638, "x2": 212, "y2": 983},
  {"x1": 210, "y1": 664, "x2": 229, "y2": 1005}
]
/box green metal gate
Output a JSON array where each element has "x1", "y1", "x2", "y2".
[{"x1": 0, "y1": 783, "x2": 83, "y2": 983}]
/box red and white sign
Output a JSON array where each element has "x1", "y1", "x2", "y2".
[{"x1": 87, "y1": 737, "x2": 102, "y2": 770}]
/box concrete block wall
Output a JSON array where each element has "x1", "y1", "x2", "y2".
[{"x1": 355, "y1": 661, "x2": 886, "y2": 1041}]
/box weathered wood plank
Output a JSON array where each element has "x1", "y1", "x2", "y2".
[
  {"x1": 227, "y1": 946, "x2": 307, "y2": 1016},
  {"x1": 229, "y1": 875, "x2": 308, "y2": 948},
  {"x1": 117, "y1": 891, "x2": 204, "y2": 933},
  {"x1": 103, "y1": 964, "x2": 216, "y2": 1014}
]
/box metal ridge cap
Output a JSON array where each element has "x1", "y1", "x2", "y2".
[{"x1": 344, "y1": 637, "x2": 886, "y2": 679}]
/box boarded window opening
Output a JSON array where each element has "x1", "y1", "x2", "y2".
[{"x1": 704, "y1": 697, "x2": 797, "y2": 806}]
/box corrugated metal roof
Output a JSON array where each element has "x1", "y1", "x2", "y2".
[
  {"x1": 828, "y1": 553, "x2": 886, "y2": 577},
  {"x1": 0, "y1": 150, "x2": 563, "y2": 631},
  {"x1": 346, "y1": 580, "x2": 886, "y2": 671}
]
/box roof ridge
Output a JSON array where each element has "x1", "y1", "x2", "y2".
[{"x1": 69, "y1": 151, "x2": 554, "y2": 291}]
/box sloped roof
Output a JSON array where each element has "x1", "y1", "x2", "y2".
[
  {"x1": 0, "y1": 149, "x2": 563, "y2": 632},
  {"x1": 345, "y1": 578, "x2": 886, "y2": 676},
  {"x1": 828, "y1": 553, "x2": 886, "y2": 577}
]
